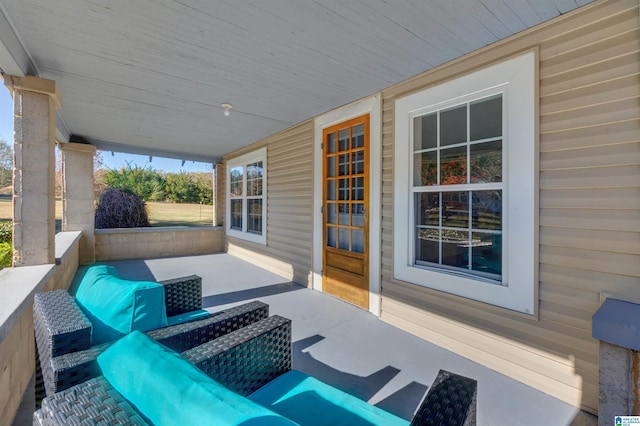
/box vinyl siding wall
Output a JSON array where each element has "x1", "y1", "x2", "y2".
[
  {"x1": 217, "y1": 0, "x2": 638, "y2": 414},
  {"x1": 222, "y1": 120, "x2": 315, "y2": 285},
  {"x1": 379, "y1": 0, "x2": 639, "y2": 413}
]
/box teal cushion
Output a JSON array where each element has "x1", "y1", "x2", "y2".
[
  {"x1": 97, "y1": 331, "x2": 297, "y2": 426},
  {"x1": 166, "y1": 309, "x2": 210, "y2": 326},
  {"x1": 249, "y1": 370, "x2": 409, "y2": 426},
  {"x1": 75, "y1": 265, "x2": 168, "y2": 344}
]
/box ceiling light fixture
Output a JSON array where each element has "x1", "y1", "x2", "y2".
[{"x1": 221, "y1": 103, "x2": 232, "y2": 117}]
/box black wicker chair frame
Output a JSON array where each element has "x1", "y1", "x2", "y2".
[
  {"x1": 410, "y1": 369, "x2": 477, "y2": 426},
  {"x1": 33, "y1": 275, "x2": 269, "y2": 404},
  {"x1": 33, "y1": 315, "x2": 292, "y2": 426}
]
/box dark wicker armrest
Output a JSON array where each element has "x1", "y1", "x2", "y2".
[
  {"x1": 183, "y1": 315, "x2": 292, "y2": 397},
  {"x1": 34, "y1": 290, "x2": 92, "y2": 402},
  {"x1": 34, "y1": 376, "x2": 149, "y2": 426},
  {"x1": 48, "y1": 343, "x2": 111, "y2": 394},
  {"x1": 48, "y1": 301, "x2": 269, "y2": 394},
  {"x1": 159, "y1": 274, "x2": 203, "y2": 316},
  {"x1": 410, "y1": 369, "x2": 477, "y2": 426},
  {"x1": 149, "y1": 300, "x2": 269, "y2": 352}
]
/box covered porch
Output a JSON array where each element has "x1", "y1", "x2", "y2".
[
  {"x1": 13, "y1": 253, "x2": 594, "y2": 425},
  {"x1": 1, "y1": 0, "x2": 639, "y2": 424}
]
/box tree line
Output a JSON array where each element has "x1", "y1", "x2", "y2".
[
  {"x1": 0, "y1": 138, "x2": 214, "y2": 204},
  {"x1": 95, "y1": 163, "x2": 213, "y2": 205}
]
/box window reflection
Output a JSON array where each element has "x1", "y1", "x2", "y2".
[{"x1": 412, "y1": 94, "x2": 503, "y2": 281}]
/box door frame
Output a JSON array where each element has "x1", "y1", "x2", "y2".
[{"x1": 312, "y1": 94, "x2": 382, "y2": 316}]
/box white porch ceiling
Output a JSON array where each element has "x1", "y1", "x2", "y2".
[{"x1": 0, "y1": 0, "x2": 593, "y2": 163}]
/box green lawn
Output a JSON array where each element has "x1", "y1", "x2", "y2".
[
  {"x1": 0, "y1": 198, "x2": 213, "y2": 227},
  {"x1": 147, "y1": 201, "x2": 213, "y2": 227}
]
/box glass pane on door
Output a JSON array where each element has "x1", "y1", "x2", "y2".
[{"x1": 323, "y1": 117, "x2": 368, "y2": 254}]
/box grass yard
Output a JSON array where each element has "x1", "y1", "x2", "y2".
[
  {"x1": 147, "y1": 201, "x2": 213, "y2": 227},
  {"x1": 0, "y1": 197, "x2": 213, "y2": 227}
]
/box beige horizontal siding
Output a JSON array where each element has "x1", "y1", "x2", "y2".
[
  {"x1": 540, "y1": 74, "x2": 639, "y2": 115},
  {"x1": 379, "y1": 0, "x2": 639, "y2": 414},
  {"x1": 539, "y1": 227, "x2": 639, "y2": 255},
  {"x1": 223, "y1": 120, "x2": 314, "y2": 285},
  {"x1": 540, "y1": 141, "x2": 640, "y2": 169},
  {"x1": 540, "y1": 187, "x2": 640, "y2": 209},
  {"x1": 539, "y1": 52, "x2": 639, "y2": 97},
  {"x1": 540, "y1": 29, "x2": 639, "y2": 79},
  {"x1": 540, "y1": 208, "x2": 640, "y2": 232},
  {"x1": 540, "y1": 263, "x2": 640, "y2": 296}
]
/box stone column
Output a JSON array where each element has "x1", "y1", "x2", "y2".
[
  {"x1": 3, "y1": 76, "x2": 61, "y2": 266},
  {"x1": 592, "y1": 298, "x2": 640, "y2": 425},
  {"x1": 58, "y1": 142, "x2": 96, "y2": 265}
]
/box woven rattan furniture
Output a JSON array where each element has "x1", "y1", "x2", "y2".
[
  {"x1": 34, "y1": 310, "x2": 477, "y2": 425},
  {"x1": 33, "y1": 315, "x2": 293, "y2": 426},
  {"x1": 410, "y1": 369, "x2": 477, "y2": 426},
  {"x1": 34, "y1": 281, "x2": 270, "y2": 403}
]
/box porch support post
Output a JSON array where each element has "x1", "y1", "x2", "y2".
[
  {"x1": 592, "y1": 298, "x2": 640, "y2": 424},
  {"x1": 58, "y1": 142, "x2": 96, "y2": 265},
  {"x1": 214, "y1": 163, "x2": 223, "y2": 226},
  {"x1": 3, "y1": 75, "x2": 61, "y2": 266}
]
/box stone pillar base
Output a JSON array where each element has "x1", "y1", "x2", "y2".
[
  {"x1": 593, "y1": 298, "x2": 640, "y2": 425},
  {"x1": 598, "y1": 342, "x2": 640, "y2": 424}
]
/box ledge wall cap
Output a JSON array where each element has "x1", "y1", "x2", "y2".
[
  {"x1": 592, "y1": 298, "x2": 640, "y2": 351},
  {"x1": 0, "y1": 264, "x2": 56, "y2": 343}
]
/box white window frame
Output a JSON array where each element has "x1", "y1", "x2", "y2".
[
  {"x1": 226, "y1": 147, "x2": 267, "y2": 245},
  {"x1": 394, "y1": 51, "x2": 537, "y2": 315}
]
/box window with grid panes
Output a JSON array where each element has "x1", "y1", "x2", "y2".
[
  {"x1": 226, "y1": 148, "x2": 267, "y2": 245},
  {"x1": 414, "y1": 94, "x2": 503, "y2": 281}
]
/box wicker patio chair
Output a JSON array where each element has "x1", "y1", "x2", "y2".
[
  {"x1": 33, "y1": 315, "x2": 293, "y2": 426},
  {"x1": 33, "y1": 279, "x2": 270, "y2": 403}
]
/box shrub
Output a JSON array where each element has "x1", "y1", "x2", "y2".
[
  {"x1": 0, "y1": 241, "x2": 11, "y2": 268},
  {"x1": 95, "y1": 188, "x2": 150, "y2": 229},
  {"x1": 0, "y1": 221, "x2": 11, "y2": 244},
  {"x1": 102, "y1": 164, "x2": 166, "y2": 202},
  {"x1": 165, "y1": 172, "x2": 201, "y2": 204}
]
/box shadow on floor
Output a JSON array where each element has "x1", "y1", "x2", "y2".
[
  {"x1": 203, "y1": 282, "x2": 304, "y2": 307},
  {"x1": 293, "y1": 334, "x2": 428, "y2": 420}
]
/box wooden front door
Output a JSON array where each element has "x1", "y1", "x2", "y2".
[{"x1": 323, "y1": 115, "x2": 369, "y2": 309}]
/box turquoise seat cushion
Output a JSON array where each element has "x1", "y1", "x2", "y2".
[
  {"x1": 248, "y1": 370, "x2": 409, "y2": 426},
  {"x1": 75, "y1": 265, "x2": 168, "y2": 344},
  {"x1": 97, "y1": 331, "x2": 297, "y2": 426}
]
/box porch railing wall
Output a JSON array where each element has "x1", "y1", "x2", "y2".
[
  {"x1": 0, "y1": 231, "x2": 81, "y2": 425},
  {"x1": 95, "y1": 226, "x2": 225, "y2": 261}
]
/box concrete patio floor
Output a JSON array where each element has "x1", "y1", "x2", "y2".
[{"x1": 15, "y1": 253, "x2": 597, "y2": 425}]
